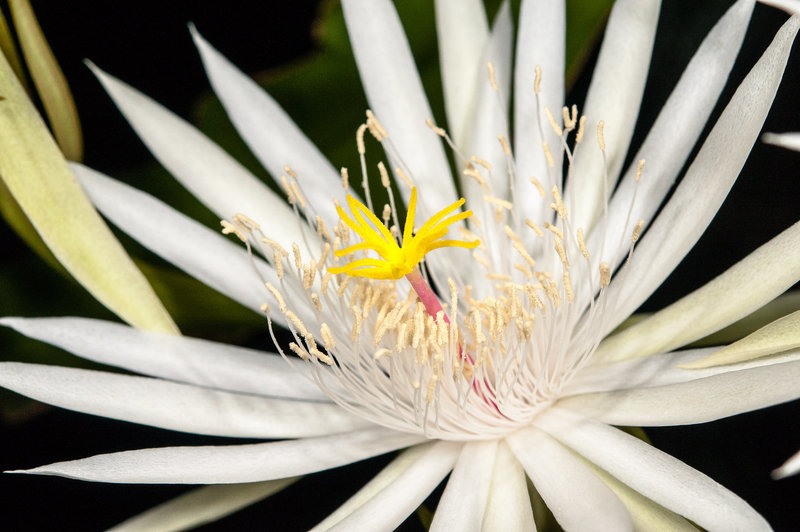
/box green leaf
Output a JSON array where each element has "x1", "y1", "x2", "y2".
[{"x1": 0, "y1": 47, "x2": 178, "y2": 334}]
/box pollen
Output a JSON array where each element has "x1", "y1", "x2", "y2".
[{"x1": 327, "y1": 188, "x2": 480, "y2": 280}]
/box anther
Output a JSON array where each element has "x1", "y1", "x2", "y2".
[
  {"x1": 292, "y1": 243, "x2": 302, "y2": 270},
  {"x1": 631, "y1": 220, "x2": 645, "y2": 243},
  {"x1": 220, "y1": 220, "x2": 247, "y2": 242},
  {"x1": 340, "y1": 167, "x2": 350, "y2": 190},
  {"x1": 356, "y1": 124, "x2": 368, "y2": 155},
  {"x1": 484, "y1": 196, "x2": 513, "y2": 210},
  {"x1": 377, "y1": 161, "x2": 391, "y2": 188},
  {"x1": 366, "y1": 109, "x2": 389, "y2": 140},
  {"x1": 542, "y1": 141, "x2": 555, "y2": 167},
  {"x1": 635, "y1": 159, "x2": 646, "y2": 181},
  {"x1": 577, "y1": 228, "x2": 590, "y2": 258},
  {"x1": 551, "y1": 186, "x2": 567, "y2": 219},
  {"x1": 576, "y1": 116, "x2": 587, "y2": 143},
  {"x1": 529, "y1": 176, "x2": 546, "y2": 198},
  {"x1": 487, "y1": 62, "x2": 499, "y2": 91},
  {"x1": 382, "y1": 204, "x2": 392, "y2": 224},
  {"x1": 544, "y1": 107, "x2": 563, "y2": 136},
  {"x1": 498, "y1": 135, "x2": 512, "y2": 156},
  {"x1": 265, "y1": 283, "x2": 287, "y2": 312},
  {"x1": 599, "y1": 262, "x2": 611, "y2": 287},
  {"x1": 543, "y1": 222, "x2": 563, "y2": 240},
  {"x1": 283, "y1": 165, "x2": 298, "y2": 179},
  {"x1": 280, "y1": 175, "x2": 296, "y2": 205},
  {"x1": 597, "y1": 120, "x2": 606, "y2": 151},
  {"x1": 273, "y1": 250, "x2": 284, "y2": 279},
  {"x1": 525, "y1": 219, "x2": 544, "y2": 237},
  {"x1": 426, "y1": 117, "x2": 447, "y2": 137},
  {"x1": 534, "y1": 65, "x2": 542, "y2": 94},
  {"x1": 563, "y1": 272, "x2": 574, "y2": 302},
  {"x1": 396, "y1": 167, "x2": 414, "y2": 189},
  {"x1": 320, "y1": 323, "x2": 335, "y2": 350}
]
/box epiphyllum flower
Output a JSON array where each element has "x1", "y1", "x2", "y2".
[{"x1": 3, "y1": 0, "x2": 800, "y2": 530}]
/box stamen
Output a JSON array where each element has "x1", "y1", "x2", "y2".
[
  {"x1": 487, "y1": 62, "x2": 499, "y2": 91},
  {"x1": 340, "y1": 167, "x2": 350, "y2": 190}
]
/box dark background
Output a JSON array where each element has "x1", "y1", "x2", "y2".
[{"x1": 1, "y1": 1, "x2": 799, "y2": 530}]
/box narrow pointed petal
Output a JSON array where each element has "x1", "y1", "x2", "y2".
[
  {"x1": 324, "y1": 441, "x2": 459, "y2": 531},
  {"x1": 311, "y1": 445, "x2": 428, "y2": 530},
  {"x1": 587, "y1": 460, "x2": 697, "y2": 531},
  {"x1": 0, "y1": 317, "x2": 327, "y2": 400},
  {"x1": 772, "y1": 450, "x2": 800, "y2": 479},
  {"x1": 597, "y1": 219, "x2": 800, "y2": 362},
  {"x1": 462, "y1": 2, "x2": 513, "y2": 204},
  {"x1": 481, "y1": 441, "x2": 536, "y2": 531},
  {"x1": 109, "y1": 479, "x2": 298, "y2": 532},
  {"x1": 566, "y1": 0, "x2": 661, "y2": 233},
  {"x1": 603, "y1": 15, "x2": 800, "y2": 331},
  {"x1": 513, "y1": 0, "x2": 565, "y2": 228},
  {"x1": 73, "y1": 164, "x2": 285, "y2": 321},
  {"x1": 586, "y1": 0, "x2": 754, "y2": 274},
  {"x1": 537, "y1": 409, "x2": 770, "y2": 530},
  {"x1": 566, "y1": 347, "x2": 800, "y2": 395},
  {"x1": 507, "y1": 426, "x2": 633, "y2": 531},
  {"x1": 14, "y1": 427, "x2": 424, "y2": 483},
  {"x1": 560, "y1": 358, "x2": 800, "y2": 426},
  {"x1": 434, "y1": 0, "x2": 489, "y2": 148},
  {"x1": 190, "y1": 27, "x2": 343, "y2": 225},
  {"x1": 762, "y1": 130, "x2": 800, "y2": 150},
  {"x1": 683, "y1": 310, "x2": 800, "y2": 368},
  {"x1": 0, "y1": 362, "x2": 365, "y2": 438},
  {"x1": 88, "y1": 63, "x2": 312, "y2": 251},
  {"x1": 341, "y1": 0, "x2": 457, "y2": 212},
  {"x1": 430, "y1": 440, "x2": 497, "y2": 532}
]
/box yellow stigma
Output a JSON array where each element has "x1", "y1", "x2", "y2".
[{"x1": 328, "y1": 188, "x2": 479, "y2": 279}]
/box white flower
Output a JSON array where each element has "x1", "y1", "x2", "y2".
[{"x1": 3, "y1": 0, "x2": 800, "y2": 530}]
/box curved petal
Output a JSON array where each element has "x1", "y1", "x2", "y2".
[
  {"x1": 566, "y1": 347, "x2": 800, "y2": 396},
  {"x1": 513, "y1": 0, "x2": 565, "y2": 229},
  {"x1": 325, "y1": 441, "x2": 459, "y2": 531},
  {"x1": 190, "y1": 27, "x2": 343, "y2": 226},
  {"x1": 507, "y1": 426, "x2": 633, "y2": 531},
  {"x1": 772, "y1": 449, "x2": 800, "y2": 479},
  {"x1": 109, "y1": 479, "x2": 298, "y2": 532},
  {"x1": 566, "y1": 0, "x2": 661, "y2": 234},
  {"x1": 560, "y1": 358, "x2": 800, "y2": 426},
  {"x1": 585, "y1": 0, "x2": 754, "y2": 274},
  {"x1": 481, "y1": 441, "x2": 536, "y2": 531},
  {"x1": 310, "y1": 445, "x2": 428, "y2": 530},
  {"x1": 537, "y1": 409, "x2": 770, "y2": 530},
  {"x1": 597, "y1": 219, "x2": 800, "y2": 362},
  {"x1": 88, "y1": 62, "x2": 312, "y2": 251},
  {"x1": 603, "y1": 15, "x2": 800, "y2": 331},
  {"x1": 73, "y1": 164, "x2": 281, "y2": 319},
  {"x1": 430, "y1": 440, "x2": 497, "y2": 532},
  {"x1": 0, "y1": 362, "x2": 366, "y2": 438},
  {"x1": 341, "y1": 0, "x2": 457, "y2": 212},
  {"x1": 684, "y1": 310, "x2": 800, "y2": 368},
  {"x1": 0, "y1": 316, "x2": 327, "y2": 400},
  {"x1": 13, "y1": 427, "x2": 424, "y2": 484},
  {"x1": 762, "y1": 130, "x2": 800, "y2": 150},
  {"x1": 434, "y1": 0, "x2": 489, "y2": 148}
]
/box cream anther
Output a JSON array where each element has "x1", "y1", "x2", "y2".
[
  {"x1": 544, "y1": 106, "x2": 563, "y2": 136},
  {"x1": 487, "y1": 62, "x2": 499, "y2": 91},
  {"x1": 551, "y1": 186, "x2": 567, "y2": 219},
  {"x1": 631, "y1": 220, "x2": 645, "y2": 243},
  {"x1": 377, "y1": 161, "x2": 391, "y2": 188},
  {"x1": 542, "y1": 141, "x2": 555, "y2": 167},
  {"x1": 597, "y1": 120, "x2": 606, "y2": 151},
  {"x1": 484, "y1": 196, "x2": 513, "y2": 210},
  {"x1": 534, "y1": 65, "x2": 542, "y2": 94},
  {"x1": 426, "y1": 117, "x2": 447, "y2": 137},
  {"x1": 356, "y1": 124, "x2": 368, "y2": 155},
  {"x1": 220, "y1": 220, "x2": 247, "y2": 242},
  {"x1": 529, "y1": 176, "x2": 546, "y2": 198},
  {"x1": 577, "y1": 228, "x2": 590, "y2": 258},
  {"x1": 366, "y1": 109, "x2": 389, "y2": 140},
  {"x1": 470, "y1": 155, "x2": 491, "y2": 171},
  {"x1": 280, "y1": 175, "x2": 296, "y2": 205},
  {"x1": 576, "y1": 116, "x2": 587, "y2": 143},
  {"x1": 340, "y1": 167, "x2": 350, "y2": 190},
  {"x1": 599, "y1": 262, "x2": 611, "y2": 287},
  {"x1": 525, "y1": 219, "x2": 544, "y2": 237},
  {"x1": 265, "y1": 283, "x2": 287, "y2": 312},
  {"x1": 635, "y1": 159, "x2": 646, "y2": 181},
  {"x1": 396, "y1": 167, "x2": 414, "y2": 188},
  {"x1": 498, "y1": 135, "x2": 512, "y2": 156}
]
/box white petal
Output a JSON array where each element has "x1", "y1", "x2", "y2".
[
  {"x1": 341, "y1": 0, "x2": 457, "y2": 213},
  {"x1": 73, "y1": 164, "x2": 280, "y2": 319},
  {"x1": 14, "y1": 427, "x2": 424, "y2": 483},
  {"x1": 586, "y1": 460, "x2": 697, "y2": 531},
  {"x1": 462, "y1": 2, "x2": 513, "y2": 206},
  {"x1": 434, "y1": 0, "x2": 489, "y2": 148},
  {"x1": 597, "y1": 219, "x2": 800, "y2": 362},
  {"x1": 0, "y1": 362, "x2": 365, "y2": 438},
  {"x1": 507, "y1": 426, "x2": 633, "y2": 531},
  {"x1": 560, "y1": 358, "x2": 800, "y2": 426},
  {"x1": 566, "y1": 0, "x2": 661, "y2": 233},
  {"x1": 537, "y1": 409, "x2": 770, "y2": 530},
  {"x1": 762, "y1": 130, "x2": 800, "y2": 150},
  {"x1": 603, "y1": 15, "x2": 800, "y2": 330},
  {"x1": 513, "y1": 0, "x2": 565, "y2": 229},
  {"x1": 323, "y1": 441, "x2": 459, "y2": 531},
  {"x1": 430, "y1": 440, "x2": 497, "y2": 532},
  {"x1": 88, "y1": 62, "x2": 313, "y2": 251},
  {"x1": 772, "y1": 449, "x2": 800, "y2": 479},
  {"x1": 760, "y1": 0, "x2": 800, "y2": 15},
  {"x1": 684, "y1": 310, "x2": 800, "y2": 368},
  {"x1": 109, "y1": 478, "x2": 297, "y2": 532},
  {"x1": 0, "y1": 316, "x2": 327, "y2": 400},
  {"x1": 481, "y1": 441, "x2": 536, "y2": 532},
  {"x1": 587, "y1": 0, "x2": 754, "y2": 274},
  {"x1": 310, "y1": 445, "x2": 428, "y2": 530},
  {"x1": 190, "y1": 27, "x2": 343, "y2": 226},
  {"x1": 566, "y1": 347, "x2": 800, "y2": 396}
]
